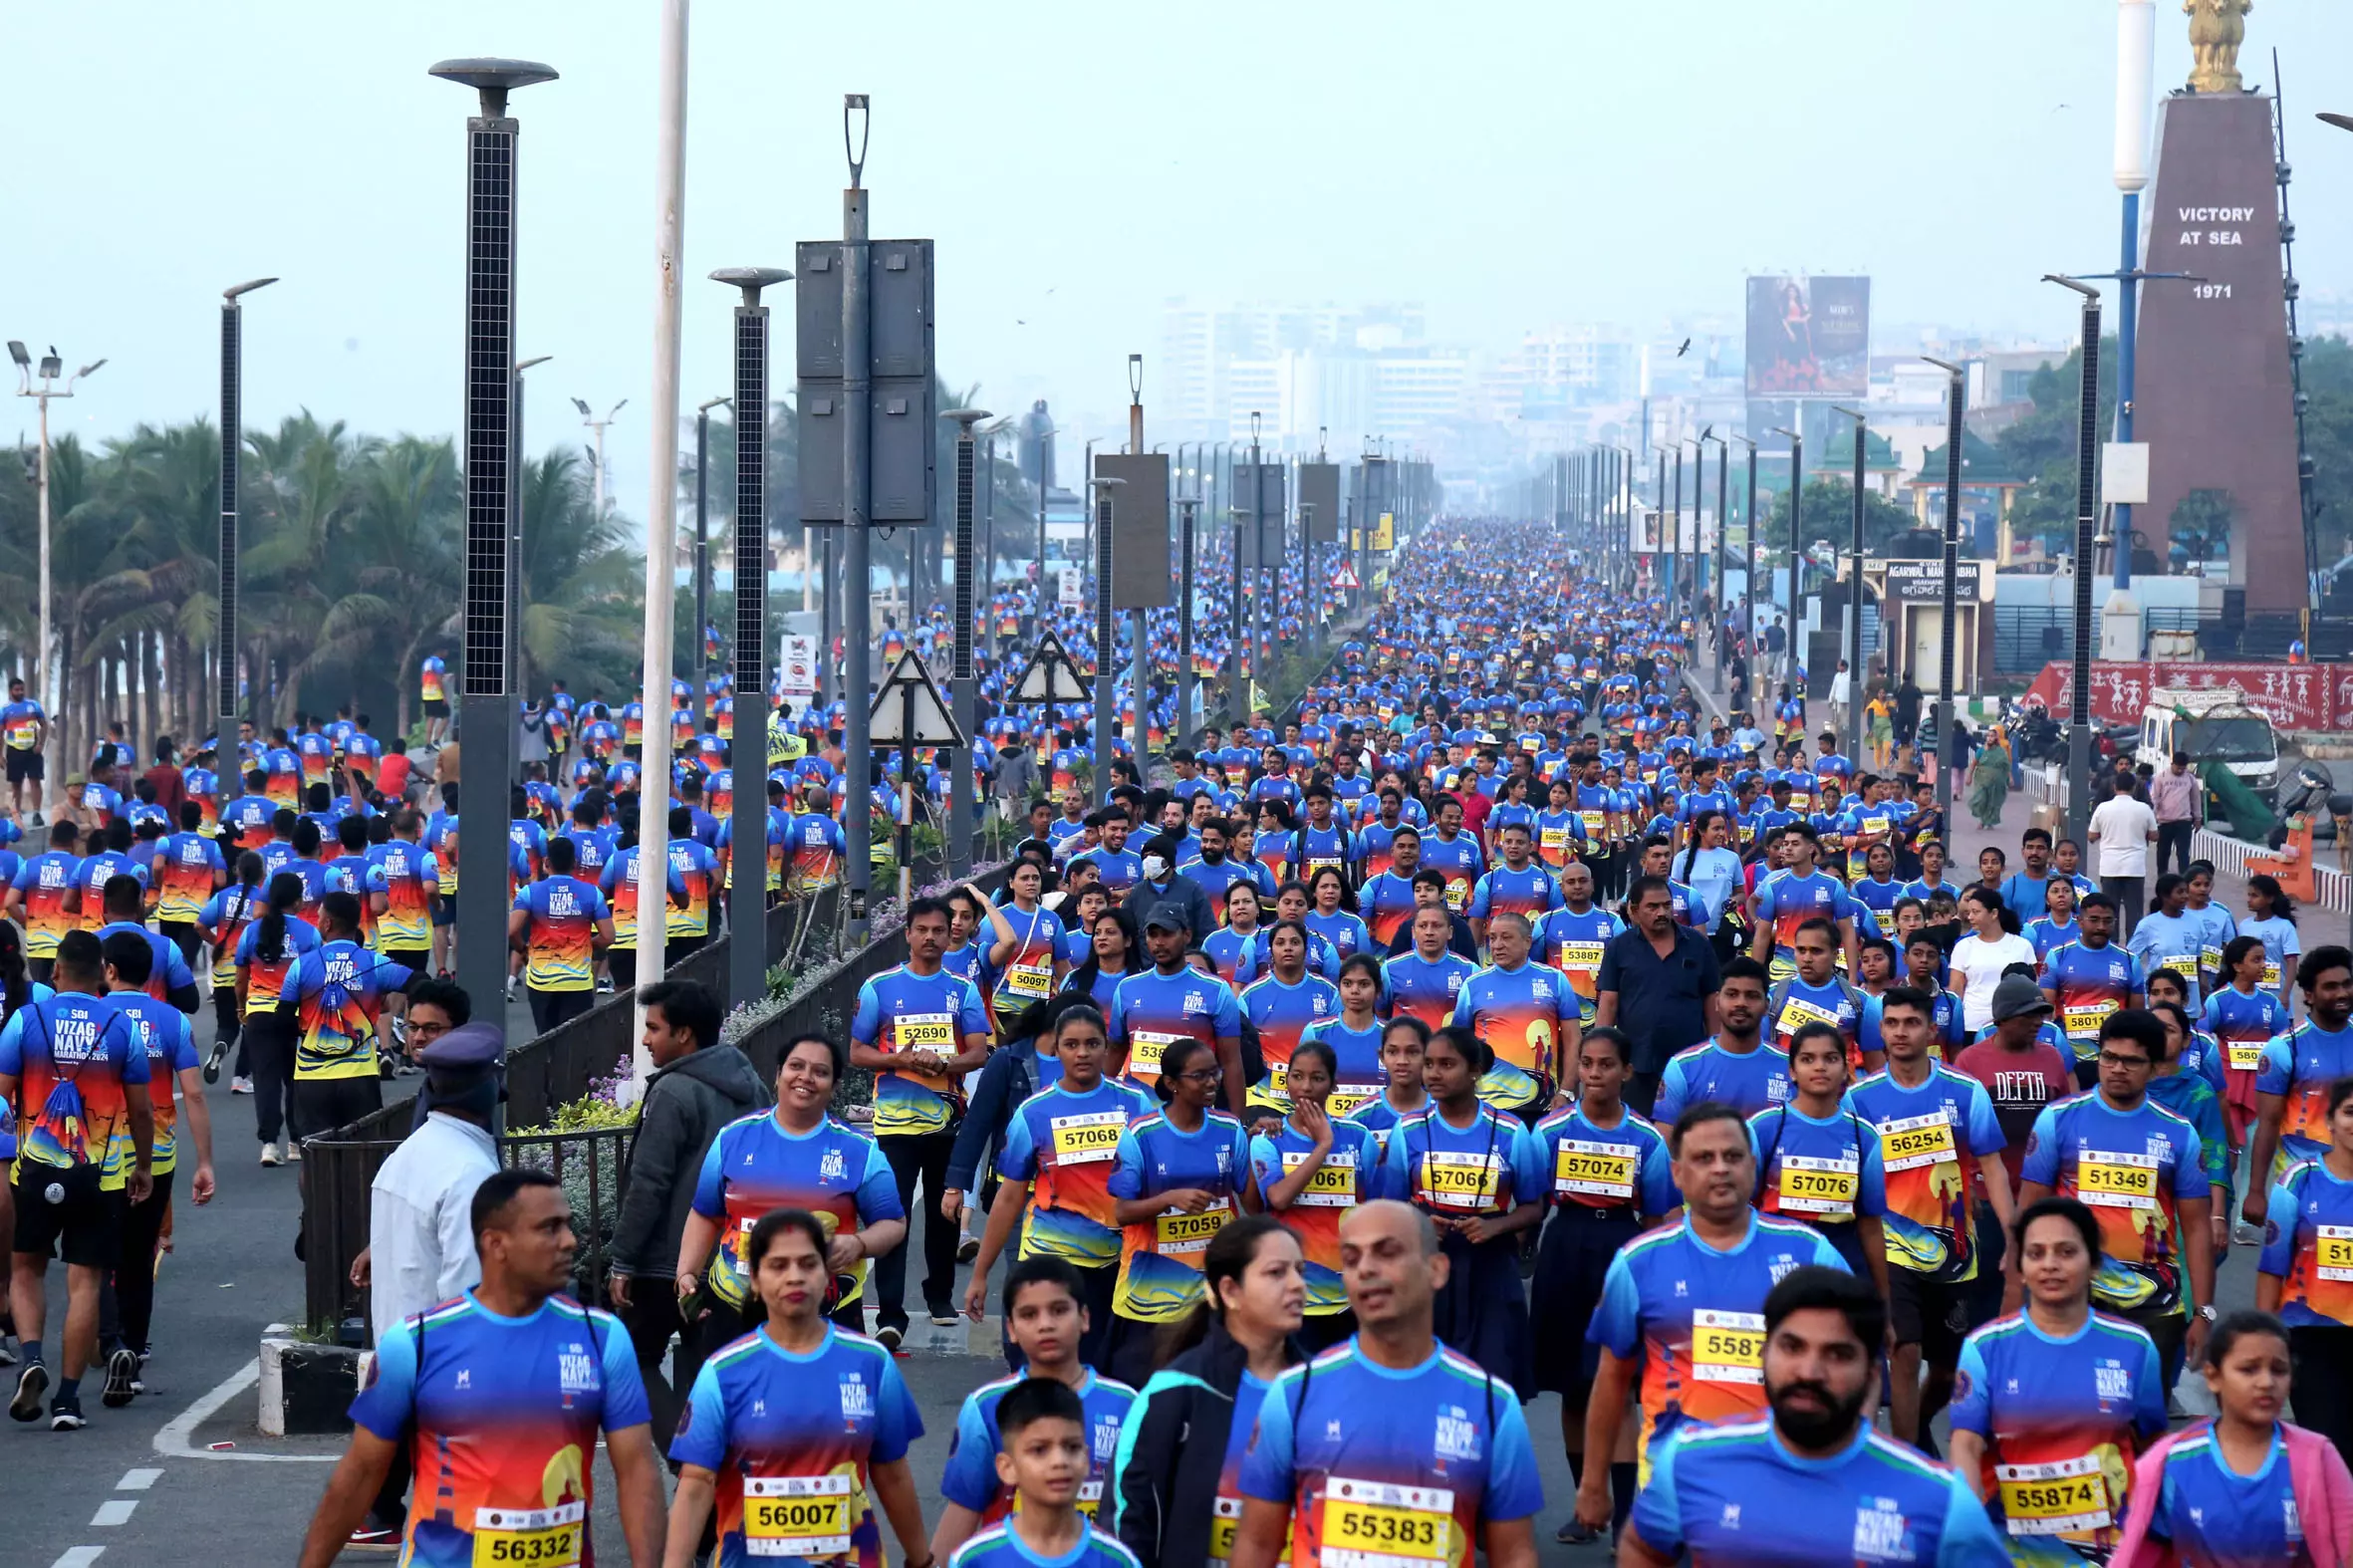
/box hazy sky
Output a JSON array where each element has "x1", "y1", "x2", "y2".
[{"x1": 8, "y1": 1, "x2": 2352, "y2": 519}]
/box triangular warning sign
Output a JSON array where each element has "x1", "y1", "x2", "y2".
[
  {"x1": 1010, "y1": 629, "x2": 1091, "y2": 705},
  {"x1": 1333, "y1": 562, "x2": 1361, "y2": 590},
  {"x1": 868, "y1": 650, "x2": 966, "y2": 746}
]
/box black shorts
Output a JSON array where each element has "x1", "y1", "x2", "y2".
[
  {"x1": 1889, "y1": 1267, "x2": 1971, "y2": 1364},
  {"x1": 12, "y1": 1170, "x2": 124, "y2": 1268},
  {"x1": 432, "y1": 895, "x2": 457, "y2": 928},
  {"x1": 383, "y1": 946, "x2": 430, "y2": 975},
  {"x1": 422, "y1": 699, "x2": 449, "y2": 718},
  {"x1": 5, "y1": 747, "x2": 42, "y2": 784}
]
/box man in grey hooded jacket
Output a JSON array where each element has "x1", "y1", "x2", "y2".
[{"x1": 606, "y1": 977, "x2": 769, "y2": 1437}]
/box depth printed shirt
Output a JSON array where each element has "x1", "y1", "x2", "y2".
[
  {"x1": 1237, "y1": 1341, "x2": 1545, "y2": 1568},
  {"x1": 668, "y1": 1324, "x2": 921, "y2": 1568},
  {"x1": 350, "y1": 1292, "x2": 649, "y2": 1568},
  {"x1": 850, "y1": 964, "x2": 989, "y2": 1138}
]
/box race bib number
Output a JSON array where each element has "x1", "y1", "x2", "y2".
[
  {"x1": 1995, "y1": 1452, "x2": 2112, "y2": 1537},
  {"x1": 1442, "y1": 876, "x2": 1471, "y2": 913},
  {"x1": 1539, "y1": 828, "x2": 1571, "y2": 861},
  {"x1": 2062, "y1": 1000, "x2": 2117, "y2": 1042},
  {"x1": 742, "y1": 1473, "x2": 855, "y2": 1558},
  {"x1": 1002, "y1": 960, "x2": 1053, "y2": 999},
  {"x1": 1049, "y1": 1111, "x2": 1125, "y2": 1165},
  {"x1": 1320, "y1": 1476, "x2": 1454, "y2": 1567},
  {"x1": 4, "y1": 719, "x2": 34, "y2": 750},
  {"x1": 2076, "y1": 1149, "x2": 2159, "y2": 1210},
  {"x1": 1776, "y1": 1154, "x2": 1860, "y2": 1218},
  {"x1": 894, "y1": 1011, "x2": 955, "y2": 1052},
  {"x1": 1553, "y1": 941, "x2": 1604, "y2": 978},
  {"x1": 1554, "y1": 1140, "x2": 1636, "y2": 1201},
  {"x1": 1877, "y1": 1112, "x2": 1957, "y2": 1174},
  {"x1": 2227, "y1": 1037, "x2": 2266, "y2": 1073},
  {"x1": 1210, "y1": 1496, "x2": 1243, "y2": 1563},
  {"x1": 1579, "y1": 811, "x2": 1607, "y2": 839},
  {"x1": 1282, "y1": 1150, "x2": 1358, "y2": 1208},
  {"x1": 1327, "y1": 1086, "x2": 1378, "y2": 1119},
  {"x1": 2317, "y1": 1226, "x2": 2353, "y2": 1282},
  {"x1": 1421, "y1": 1152, "x2": 1501, "y2": 1210},
  {"x1": 1690, "y1": 1309, "x2": 1766, "y2": 1386},
  {"x1": 470, "y1": 1502, "x2": 585, "y2": 1566},
  {"x1": 2201, "y1": 943, "x2": 2223, "y2": 977},
  {"x1": 2263, "y1": 961, "x2": 2283, "y2": 990},
  {"x1": 1128, "y1": 1030, "x2": 1181, "y2": 1081},
  {"x1": 1154, "y1": 1200, "x2": 1230, "y2": 1255},
  {"x1": 1775, "y1": 995, "x2": 1843, "y2": 1038}
]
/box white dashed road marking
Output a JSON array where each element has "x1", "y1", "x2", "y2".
[
  {"x1": 51, "y1": 1549, "x2": 105, "y2": 1567},
  {"x1": 90, "y1": 1501, "x2": 136, "y2": 1527},
  {"x1": 116, "y1": 1468, "x2": 161, "y2": 1491}
]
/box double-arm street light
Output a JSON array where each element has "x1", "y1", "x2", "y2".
[
  {"x1": 1771, "y1": 426, "x2": 1804, "y2": 698},
  {"x1": 1830, "y1": 405, "x2": 1870, "y2": 764},
  {"x1": 1921, "y1": 357, "x2": 1966, "y2": 817},
  {"x1": 2045, "y1": 274, "x2": 2105, "y2": 846}
]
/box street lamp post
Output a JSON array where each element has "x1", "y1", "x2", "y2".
[
  {"x1": 693, "y1": 393, "x2": 733, "y2": 737},
  {"x1": 1732, "y1": 435, "x2": 1757, "y2": 693},
  {"x1": 944, "y1": 406, "x2": 990, "y2": 881},
  {"x1": 1772, "y1": 428, "x2": 1804, "y2": 699},
  {"x1": 1922, "y1": 358, "x2": 1967, "y2": 819},
  {"x1": 571, "y1": 396, "x2": 627, "y2": 519},
  {"x1": 1831, "y1": 405, "x2": 1870, "y2": 764},
  {"x1": 2046, "y1": 274, "x2": 2106, "y2": 846},
  {"x1": 428, "y1": 54, "x2": 557, "y2": 1026},
  {"x1": 510, "y1": 355, "x2": 552, "y2": 757},
  {"x1": 7, "y1": 343, "x2": 105, "y2": 762},
  {"x1": 1702, "y1": 428, "x2": 1726, "y2": 666},
  {"x1": 213, "y1": 285, "x2": 271, "y2": 809}
]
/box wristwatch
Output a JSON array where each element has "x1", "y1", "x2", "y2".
[{"x1": 2197, "y1": 1304, "x2": 2218, "y2": 1322}]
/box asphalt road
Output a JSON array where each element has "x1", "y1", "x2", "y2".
[{"x1": 3, "y1": 889, "x2": 2271, "y2": 1568}]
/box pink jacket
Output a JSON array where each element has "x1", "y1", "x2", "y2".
[{"x1": 2111, "y1": 1419, "x2": 2353, "y2": 1566}]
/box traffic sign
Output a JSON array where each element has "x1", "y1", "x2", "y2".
[
  {"x1": 1058, "y1": 566, "x2": 1084, "y2": 607},
  {"x1": 1333, "y1": 561, "x2": 1361, "y2": 590},
  {"x1": 868, "y1": 650, "x2": 964, "y2": 745},
  {"x1": 777, "y1": 634, "x2": 819, "y2": 696},
  {"x1": 1009, "y1": 628, "x2": 1091, "y2": 705}
]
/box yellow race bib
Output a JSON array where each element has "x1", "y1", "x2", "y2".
[
  {"x1": 1877, "y1": 1113, "x2": 1957, "y2": 1174},
  {"x1": 1154, "y1": 1200, "x2": 1230, "y2": 1255},
  {"x1": 2227, "y1": 1037, "x2": 2266, "y2": 1072},
  {"x1": 2062, "y1": 1000, "x2": 2117, "y2": 1043},
  {"x1": 1320, "y1": 1477, "x2": 1454, "y2": 1565},
  {"x1": 1776, "y1": 1155, "x2": 1860, "y2": 1218},
  {"x1": 1420, "y1": 1152, "x2": 1501, "y2": 1210},
  {"x1": 1282, "y1": 1151, "x2": 1359, "y2": 1208},
  {"x1": 1994, "y1": 1453, "x2": 2112, "y2": 1537},
  {"x1": 742, "y1": 1474, "x2": 855, "y2": 1559},
  {"x1": 1002, "y1": 960, "x2": 1053, "y2": 999},
  {"x1": 470, "y1": 1503, "x2": 585, "y2": 1566},
  {"x1": 1327, "y1": 1087, "x2": 1378, "y2": 1119},
  {"x1": 2316, "y1": 1225, "x2": 2353, "y2": 1281},
  {"x1": 1127, "y1": 1029, "x2": 1181, "y2": 1081},
  {"x1": 1553, "y1": 1141, "x2": 1636, "y2": 1201},
  {"x1": 1049, "y1": 1111, "x2": 1125, "y2": 1165},
  {"x1": 1690, "y1": 1309, "x2": 1766, "y2": 1387},
  {"x1": 2076, "y1": 1150, "x2": 2158, "y2": 1210}
]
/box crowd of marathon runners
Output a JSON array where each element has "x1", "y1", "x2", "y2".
[{"x1": 1, "y1": 516, "x2": 2346, "y2": 1564}]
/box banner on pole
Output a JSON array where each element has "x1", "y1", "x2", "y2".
[{"x1": 777, "y1": 635, "x2": 820, "y2": 696}]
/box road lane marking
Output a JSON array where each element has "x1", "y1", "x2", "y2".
[
  {"x1": 116, "y1": 1468, "x2": 161, "y2": 1491},
  {"x1": 90, "y1": 1501, "x2": 135, "y2": 1527},
  {"x1": 52, "y1": 1547, "x2": 105, "y2": 1565},
  {"x1": 152, "y1": 1358, "x2": 333, "y2": 1463}
]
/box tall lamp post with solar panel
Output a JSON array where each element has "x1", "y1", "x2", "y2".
[
  {"x1": 8, "y1": 342, "x2": 103, "y2": 770},
  {"x1": 213, "y1": 283, "x2": 272, "y2": 809},
  {"x1": 428, "y1": 55, "x2": 556, "y2": 1023}
]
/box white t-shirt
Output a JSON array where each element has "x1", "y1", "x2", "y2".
[
  {"x1": 1950, "y1": 931, "x2": 2038, "y2": 1031},
  {"x1": 2088, "y1": 795, "x2": 2158, "y2": 878}
]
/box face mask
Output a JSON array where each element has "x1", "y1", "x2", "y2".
[{"x1": 1141, "y1": 854, "x2": 1170, "y2": 881}]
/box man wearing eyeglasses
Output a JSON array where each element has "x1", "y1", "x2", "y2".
[{"x1": 2015, "y1": 1007, "x2": 2217, "y2": 1393}]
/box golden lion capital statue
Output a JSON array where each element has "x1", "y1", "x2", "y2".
[{"x1": 2186, "y1": 0, "x2": 2251, "y2": 95}]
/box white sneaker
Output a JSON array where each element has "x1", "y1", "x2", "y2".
[
  {"x1": 230, "y1": 1077, "x2": 254, "y2": 1095},
  {"x1": 259, "y1": 1144, "x2": 282, "y2": 1167},
  {"x1": 283, "y1": 1140, "x2": 300, "y2": 1164}
]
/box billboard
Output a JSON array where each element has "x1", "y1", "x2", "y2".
[
  {"x1": 1092, "y1": 452, "x2": 1171, "y2": 610},
  {"x1": 1745, "y1": 275, "x2": 1870, "y2": 398}
]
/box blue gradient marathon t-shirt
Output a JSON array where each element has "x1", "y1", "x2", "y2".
[
  {"x1": 2145, "y1": 1422, "x2": 2314, "y2": 1568},
  {"x1": 1630, "y1": 1418, "x2": 2008, "y2": 1567},
  {"x1": 1238, "y1": 1341, "x2": 1544, "y2": 1568},
  {"x1": 669, "y1": 1324, "x2": 921, "y2": 1568},
  {"x1": 850, "y1": 964, "x2": 989, "y2": 1138},
  {"x1": 937, "y1": 1368, "x2": 1139, "y2": 1524},
  {"x1": 995, "y1": 1079, "x2": 1155, "y2": 1268},
  {"x1": 690, "y1": 1113, "x2": 903, "y2": 1312},
  {"x1": 350, "y1": 1292, "x2": 649, "y2": 1568},
  {"x1": 1654, "y1": 1038, "x2": 1793, "y2": 1124}
]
